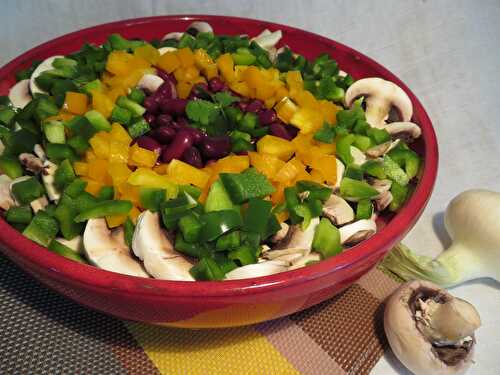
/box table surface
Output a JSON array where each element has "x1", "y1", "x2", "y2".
[{"x1": 2, "y1": 0, "x2": 500, "y2": 374}]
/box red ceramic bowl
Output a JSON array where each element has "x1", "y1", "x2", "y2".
[{"x1": 0, "y1": 15, "x2": 437, "y2": 328}]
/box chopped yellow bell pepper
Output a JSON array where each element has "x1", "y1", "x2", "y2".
[
  {"x1": 117, "y1": 182, "x2": 141, "y2": 205},
  {"x1": 194, "y1": 49, "x2": 214, "y2": 69},
  {"x1": 128, "y1": 206, "x2": 141, "y2": 224},
  {"x1": 256, "y1": 135, "x2": 296, "y2": 161},
  {"x1": 128, "y1": 144, "x2": 158, "y2": 168},
  {"x1": 134, "y1": 44, "x2": 160, "y2": 64},
  {"x1": 274, "y1": 157, "x2": 304, "y2": 183},
  {"x1": 106, "y1": 51, "x2": 134, "y2": 76},
  {"x1": 109, "y1": 140, "x2": 129, "y2": 164},
  {"x1": 248, "y1": 152, "x2": 285, "y2": 179},
  {"x1": 82, "y1": 178, "x2": 103, "y2": 196},
  {"x1": 309, "y1": 154, "x2": 337, "y2": 184},
  {"x1": 108, "y1": 162, "x2": 132, "y2": 186},
  {"x1": 177, "y1": 48, "x2": 196, "y2": 67},
  {"x1": 109, "y1": 123, "x2": 132, "y2": 144},
  {"x1": 176, "y1": 82, "x2": 193, "y2": 99},
  {"x1": 217, "y1": 53, "x2": 235, "y2": 82},
  {"x1": 157, "y1": 51, "x2": 181, "y2": 73},
  {"x1": 213, "y1": 155, "x2": 250, "y2": 174},
  {"x1": 274, "y1": 97, "x2": 298, "y2": 123},
  {"x1": 106, "y1": 214, "x2": 128, "y2": 228},
  {"x1": 64, "y1": 92, "x2": 88, "y2": 115},
  {"x1": 73, "y1": 161, "x2": 89, "y2": 176},
  {"x1": 91, "y1": 91, "x2": 114, "y2": 118},
  {"x1": 167, "y1": 159, "x2": 210, "y2": 188},
  {"x1": 290, "y1": 107, "x2": 324, "y2": 134},
  {"x1": 87, "y1": 159, "x2": 111, "y2": 184},
  {"x1": 128, "y1": 168, "x2": 177, "y2": 191},
  {"x1": 89, "y1": 132, "x2": 110, "y2": 159}
]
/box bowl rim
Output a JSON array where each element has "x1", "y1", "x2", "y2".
[{"x1": 0, "y1": 14, "x2": 438, "y2": 297}]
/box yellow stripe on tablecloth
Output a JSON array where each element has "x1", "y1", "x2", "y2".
[{"x1": 126, "y1": 322, "x2": 299, "y2": 375}]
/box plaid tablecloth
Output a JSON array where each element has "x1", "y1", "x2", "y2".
[{"x1": 0, "y1": 254, "x2": 401, "y2": 375}]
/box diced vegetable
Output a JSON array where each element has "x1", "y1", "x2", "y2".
[
  {"x1": 6, "y1": 206, "x2": 33, "y2": 224},
  {"x1": 74, "y1": 200, "x2": 132, "y2": 222},
  {"x1": 11, "y1": 177, "x2": 45, "y2": 204},
  {"x1": 339, "y1": 177, "x2": 379, "y2": 201},
  {"x1": 312, "y1": 218, "x2": 342, "y2": 258},
  {"x1": 219, "y1": 168, "x2": 275, "y2": 204},
  {"x1": 23, "y1": 211, "x2": 59, "y2": 247}
]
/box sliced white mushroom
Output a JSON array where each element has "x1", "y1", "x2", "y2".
[
  {"x1": 271, "y1": 252, "x2": 305, "y2": 265},
  {"x1": 339, "y1": 219, "x2": 377, "y2": 245},
  {"x1": 270, "y1": 222, "x2": 289, "y2": 243},
  {"x1": 132, "y1": 210, "x2": 194, "y2": 281},
  {"x1": 322, "y1": 194, "x2": 355, "y2": 225},
  {"x1": 137, "y1": 74, "x2": 164, "y2": 94},
  {"x1": 332, "y1": 158, "x2": 345, "y2": 190},
  {"x1": 0, "y1": 175, "x2": 15, "y2": 210},
  {"x1": 345, "y1": 77, "x2": 413, "y2": 129},
  {"x1": 274, "y1": 217, "x2": 320, "y2": 256},
  {"x1": 288, "y1": 252, "x2": 322, "y2": 271},
  {"x1": 158, "y1": 46, "x2": 178, "y2": 55},
  {"x1": 0, "y1": 140, "x2": 4, "y2": 156},
  {"x1": 365, "y1": 139, "x2": 400, "y2": 158},
  {"x1": 57, "y1": 235, "x2": 84, "y2": 254},
  {"x1": 187, "y1": 21, "x2": 213, "y2": 34},
  {"x1": 41, "y1": 160, "x2": 60, "y2": 202},
  {"x1": 30, "y1": 55, "x2": 63, "y2": 95},
  {"x1": 252, "y1": 30, "x2": 282, "y2": 50},
  {"x1": 161, "y1": 32, "x2": 183, "y2": 41},
  {"x1": 375, "y1": 190, "x2": 393, "y2": 211},
  {"x1": 8, "y1": 79, "x2": 32, "y2": 108},
  {"x1": 83, "y1": 219, "x2": 149, "y2": 277},
  {"x1": 19, "y1": 153, "x2": 44, "y2": 174},
  {"x1": 385, "y1": 121, "x2": 422, "y2": 140},
  {"x1": 264, "y1": 247, "x2": 309, "y2": 260},
  {"x1": 350, "y1": 146, "x2": 367, "y2": 165},
  {"x1": 338, "y1": 70, "x2": 348, "y2": 78},
  {"x1": 30, "y1": 195, "x2": 48, "y2": 213},
  {"x1": 33, "y1": 144, "x2": 46, "y2": 160},
  {"x1": 225, "y1": 260, "x2": 287, "y2": 280},
  {"x1": 371, "y1": 179, "x2": 392, "y2": 195}
]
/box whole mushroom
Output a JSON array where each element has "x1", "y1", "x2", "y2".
[{"x1": 384, "y1": 280, "x2": 480, "y2": 375}]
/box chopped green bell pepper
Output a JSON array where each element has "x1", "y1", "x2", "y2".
[
  {"x1": 228, "y1": 244, "x2": 257, "y2": 266},
  {"x1": 356, "y1": 199, "x2": 373, "y2": 220},
  {"x1": 54, "y1": 203, "x2": 84, "y2": 240},
  {"x1": 84, "y1": 110, "x2": 111, "y2": 132},
  {"x1": 11, "y1": 177, "x2": 44, "y2": 205},
  {"x1": 74, "y1": 200, "x2": 132, "y2": 222},
  {"x1": 361, "y1": 160, "x2": 387, "y2": 179},
  {"x1": 205, "y1": 179, "x2": 236, "y2": 212},
  {"x1": 296, "y1": 180, "x2": 333, "y2": 201},
  {"x1": 0, "y1": 155, "x2": 23, "y2": 179},
  {"x1": 312, "y1": 218, "x2": 342, "y2": 258},
  {"x1": 97, "y1": 186, "x2": 115, "y2": 201},
  {"x1": 215, "y1": 230, "x2": 241, "y2": 251},
  {"x1": 6, "y1": 205, "x2": 33, "y2": 224},
  {"x1": 383, "y1": 155, "x2": 409, "y2": 186},
  {"x1": 23, "y1": 211, "x2": 59, "y2": 247},
  {"x1": 219, "y1": 168, "x2": 275, "y2": 204},
  {"x1": 200, "y1": 209, "x2": 242, "y2": 242},
  {"x1": 123, "y1": 217, "x2": 135, "y2": 248},
  {"x1": 54, "y1": 159, "x2": 76, "y2": 189},
  {"x1": 139, "y1": 187, "x2": 165, "y2": 212},
  {"x1": 178, "y1": 213, "x2": 203, "y2": 243},
  {"x1": 339, "y1": 177, "x2": 379, "y2": 201},
  {"x1": 48, "y1": 240, "x2": 86, "y2": 263},
  {"x1": 190, "y1": 257, "x2": 225, "y2": 281},
  {"x1": 242, "y1": 198, "x2": 272, "y2": 237}
]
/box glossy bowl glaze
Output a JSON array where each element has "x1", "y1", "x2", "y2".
[{"x1": 0, "y1": 15, "x2": 437, "y2": 328}]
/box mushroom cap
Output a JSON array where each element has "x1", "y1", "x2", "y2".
[
  {"x1": 339, "y1": 219, "x2": 377, "y2": 244},
  {"x1": 132, "y1": 211, "x2": 194, "y2": 281},
  {"x1": 137, "y1": 73, "x2": 164, "y2": 94},
  {"x1": 288, "y1": 252, "x2": 321, "y2": 270},
  {"x1": 385, "y1": 121, "x2": 422, "y2": 139},
  {"x1": 225, "y1": 261, "x2": 287, "y2": 280},
  {"x1": 29, "y1": 56, "x2": 63, "y2": 95},
  {"x1": 350, "y1": 145, "x2": 367, "y2": 165},
  {"x1": 158, "y1": 46, "x2": 178, "y2": 55},
  {"x1": 161, "y1": 32, "x2": 183, "y2": 41},
  {"x1": 322, "y1": 194, "x2": 354, "y2": 225},
  {"x1": 0, "y1": 174, "x2": 15, "y2": 211},
  {"x1": 187, "y1": 21, "x2": 213, "y2": 33},
  {"x1": 8, "y1": 79, "x2": 32, "y2": 108},
  {"x1": 274, "y1": 217, "x2": 320, "y2": 254},
  {"x1": 41, "y1": 160, "x2": 61, "y2": 202},
  {"x1": 384, "y1": 280, "x2": 477, "y2": 375},
  {"x1": 345, "y1": 78, "x2": 413, "y2": 128},
  {"x1": 251, "y1": 29, "x2": 282, "y2": 50},
  {"x1": 83, "y1": 219, "x2": 149, "y2": 277}
]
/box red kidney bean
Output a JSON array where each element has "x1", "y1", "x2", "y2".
[
  {"x1": 245, "y1": 99, "x2": 264, "y2": 113},
  {"x1": 155, "y1": 113, "x2": 173, "y2": 128},
  {"x1": 258, "y1": 109, "x2": 277, "y2": 125},
  {"x1": 156, "y1": 69, "x2": 177, "y2": 85},
  {"x1": 189, "y1": 83, "x2": 210, "y2": 100},
  {"x1": 136, "y1": 136, "x2": 162, "y2": 153},
  {"x1": 151, "y1": 126, "x2": 176, "y2": 144},
  {"x1": 182, "y1": 147, "x2": 203, "y2": 168},
  {"x1": 156, "y1": 80, "x2": 177, "y2": 100},
  {"x1": 208, "y1": 77, "x2": 226, "y2": 92},
  {"x1": 175, "y1": 117, "x2": 189, "y2": 127},
  {"x1": 200, "y1": 136, "x2": 231, "y2": 159},
  {"x1": 161, "y1": 130, "x2": 193, "y2": 163},
  {"x1": 143, "y1": 112, "x2": 156, "y2": 125},
  {"x1": 270, "y1": 122, "x2": 293, "y2": 140},
  {"x1": 143, "y1": 96, "x2": 160, "y2": 114},
  {"x1": 285, "y1": 124, "x2": 299, "y2": 138},
  {"x1": 237, "y1": 100, "x2": 249, "y2": 112},
  {"x1": 184, "y1": 127, "x2": 206, "y2": 145},
  {"x1": 160, "y1": 99, "x2": 188, "y2": 115}
]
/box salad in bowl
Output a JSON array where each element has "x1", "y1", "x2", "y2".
[{"x1": 0, "y1": 21, "x2": 422, "y2": 282}]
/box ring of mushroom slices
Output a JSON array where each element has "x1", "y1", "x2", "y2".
[{"x1": 1, "y1": 21, "x2": 423, "y2": 281}]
